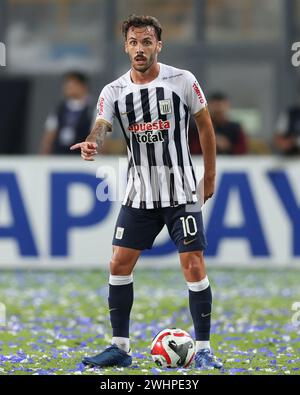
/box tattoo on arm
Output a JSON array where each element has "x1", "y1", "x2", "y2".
[{"x1": 85, "y1": 120, "x2": 111, "y2": 151}]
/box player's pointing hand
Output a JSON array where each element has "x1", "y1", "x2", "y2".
[{"x1": 70, "y1": 141, "x2": 98, "y2": 161}]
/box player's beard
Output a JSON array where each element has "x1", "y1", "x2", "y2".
[{"x1": 131, "y1": 52, "x2": 156, "y2": 73}]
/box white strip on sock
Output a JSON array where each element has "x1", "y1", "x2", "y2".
[
  {"x1": 112, "y1": 337, "x2": 130, "y2": 353},
  {"x1": 187, "y1": 276, "x2": 209, "y2": 292},
  {"x1": 196, "y1": 340, "x2": 211, "y2": 352},
  {"x1": 109, "y1": 274, "x2": 133, "y2": 286}
]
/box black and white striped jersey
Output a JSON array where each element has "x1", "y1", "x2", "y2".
[{"x1": 96, "y1": 63, "x2": 207, "y2": 209}]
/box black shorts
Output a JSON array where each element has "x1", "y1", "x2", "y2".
[{"x1": 112, "y1": 203, "x2": 207, "y2": 253}]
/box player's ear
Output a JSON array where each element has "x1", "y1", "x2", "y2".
[{"x1": 157, "y1": 41, "x2": 162, "y2": 53}]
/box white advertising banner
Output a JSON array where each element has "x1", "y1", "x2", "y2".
[{"x1": 0, "y1": 156, "x2": 299, "y2": 268}]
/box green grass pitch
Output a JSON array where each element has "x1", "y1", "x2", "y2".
[{"x1": 0, "y1": 268, "x2": 300, "y2": 375}]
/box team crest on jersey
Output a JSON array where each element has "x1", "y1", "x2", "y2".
[{"x1": 159, "y1": 99, "x2": 172, "y2": 115}]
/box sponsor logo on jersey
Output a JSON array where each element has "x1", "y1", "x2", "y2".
[
  {"x1": 159, "y1": 99, "x2": 172, "y2": 115},
  {"x1": 183, "y1": 238, "x2": 197, "y2": 246},
  {"x1": 128, "y1": 119, "x2": 170, "y2": 133},
  {"x1": 192, "y1": 81, "x2": 205, "y2": 104},
  {"x1": 128, "y1": 120, "x2": 170, "y2": 144},
  {"x1": 135, "y1": 130, "x2": 164, "y2": 144},
  {"x1": 162, "y1": 73, "x2": 183, "y2": 80},
  {"x1": 98, "y1": 97, "x2": 104, "y2": 116},
  {"x1": 120, "y1": 110, "x2": 133, "y2": 116},
  {"x1": 110, "y1": 84, "x2": 127, "y2": 89}
]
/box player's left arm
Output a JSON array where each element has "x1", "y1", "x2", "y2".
[{"x1": 193, "y1": 107, "x2": 216, "y2": 202}]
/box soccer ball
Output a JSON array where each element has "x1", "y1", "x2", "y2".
[{"x1": 151, "y1": 328, "x2": 195, "y2": 368}]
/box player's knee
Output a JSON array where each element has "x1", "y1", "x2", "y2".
[
  {"x1": 110, "y1": 257, "x2": 128, "y2": 275},
  {"x1": 110, "y1": 247, "x2": 140, "y2": 275},
  {"x1": 181, "y1": 251, "x2": 205, "y2": 278},
  {"x1": 110, "y1": 254, "x2": 135, "y2": 275}
]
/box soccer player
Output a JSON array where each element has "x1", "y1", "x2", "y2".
[{"x1": 70, "y1": 15, "x2": 223, "y2": 370}]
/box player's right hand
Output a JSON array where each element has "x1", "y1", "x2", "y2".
[{"x1": 70, "y1": 141, "x2": 98, "y2": 161}]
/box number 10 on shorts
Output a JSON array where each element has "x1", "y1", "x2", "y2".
[{"x1": 180, "y1": 215, "x2": 197, "y2": 237}]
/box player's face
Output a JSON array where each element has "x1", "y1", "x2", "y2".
[{"x1": 125, "y1": 26, "x2": 162, "y2": 73}]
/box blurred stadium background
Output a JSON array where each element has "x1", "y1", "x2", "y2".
[{"x1": 0, "y1": 0, "x2": 300, "y2": 375}]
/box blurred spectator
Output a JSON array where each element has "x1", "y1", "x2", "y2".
[
  {"x1": 189, "y1": 92, "x2": 248, "y2": 155},
  {"x1": 40, "y1": 71, "x2": 93, "y2": 154},
  {"x1": 274, "y1": 96, "x2": 300, "y2": 155}
]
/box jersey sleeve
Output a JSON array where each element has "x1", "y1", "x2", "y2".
[
  {"x1": 184, "y1": 71, "x2": 207, "y2": 116},
  {"x1": 95, "y1": 84, "x2": 115, "y2": 129}
]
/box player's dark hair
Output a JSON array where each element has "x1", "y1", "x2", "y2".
[
  {"x1": 208, "y1": 92, "x2": 228, "y2": 102},
  {"x1": 63, "y1": 71, "x2": 89, "y2": 86},
  {"x1": 122, "y1": 14, "x2": 162, "y2": 41}
]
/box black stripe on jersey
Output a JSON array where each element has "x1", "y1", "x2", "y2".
[
  {"x1": 156, "y1": 87, "x2": 176, "y2": 206},
  {"x1": 115, "y1": 101, "x2": 136, "y2": 206},
  {"x1": 140, "y1": 88, "x2": 161, "y2": 209},
  {"x1": 114, "y1": 101, "x2": 130, "y2": 149},
  {"x1": 125, "y1": 93, "x2": 146, "y2": 209},
  {"x1": 172, "y1": 92, "x2": 186, "y2": 194},
  {"x1": 184, "y1": 104, "x2": 197, "y2": 195},
  {"x1": 173, "y1": 93, "x2": 194, "y2": 202},
  {"x1": 125, "y1": 156, "x2": 137, "y2": 206}
]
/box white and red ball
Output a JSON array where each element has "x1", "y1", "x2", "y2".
[{"x1": 151, "y1": 328, "x2": 195, "y2": 368}]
